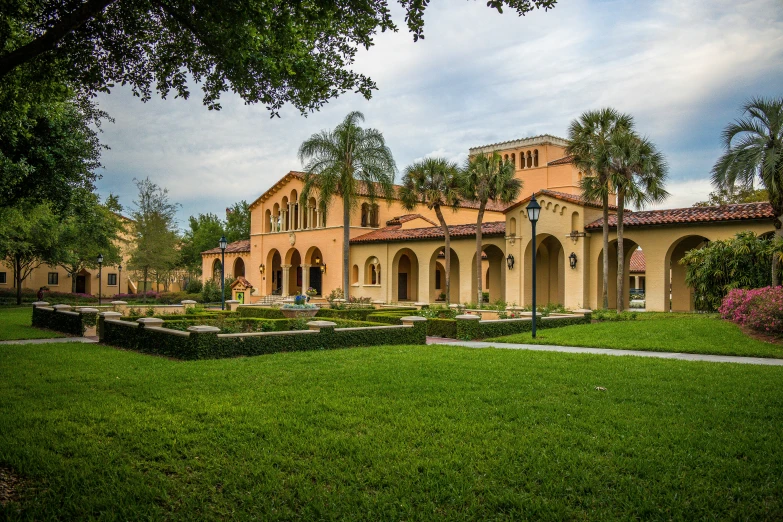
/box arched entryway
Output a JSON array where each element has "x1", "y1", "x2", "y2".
[
  {"x1": 595, "y1": 238, "x2": 640, "y2": 310},
  {"x1": 233, "y1": 257, "x2": 245, "y2": 278},
  {"x1": 305, "y1": 246, "x2": 325, "y2": 296},
  {"x1": 429, "y1": 247, "x2": 460, "y2": 303},
  {"x1": 285, "y1": 248, "x2": 302, "y2": 295},
  {"x1": 472, "y1": 244, "x2": 506, "y2": 304},
  {"x1": 392, "y1": 248, "x2": 419, "y2": 302},
  {"x1": 524, "y1": 234, "x2": 565, "y2": 307},
  {"x1": 267, "y1": 249, "x2": 282, "y2": 295},
  {"x1": 666, "y1": 235, "x2": 710, "y2": 312},
  {"x1": 211, "y1": 259, "x2": 222, "y2": 281}
]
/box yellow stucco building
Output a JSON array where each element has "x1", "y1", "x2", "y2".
[{"x1": 202, "y1": 135, "x2": 776, "y2": 312}]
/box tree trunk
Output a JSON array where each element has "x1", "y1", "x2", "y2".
[
  {"x1": 15, "y1": 255, "x2": 22, "y2": 306},
  {"x1": 616, "y1": 187, "x2": 626, "y2": 312},
  {"x1": 71, "y1": 270, "x2": 77, "y2": 293},
  {"x1": 602, "y1": 193, "x2": 610, "y2": 310},
  {"x1": 434, "y1": 205, "x2": 451, "y2": 305},
  {"x1": 343, "y1": 197, "x2": 351, "y2": 301},
  {"x1": 774, "y1": 217, "x2": 783, "y2": 286},
  {"x1": 476, "y1": 201, "x2": 486, "y2": 306},
  {"x1": 142, "y1": 267, "x2": 148, "y2": 303}
]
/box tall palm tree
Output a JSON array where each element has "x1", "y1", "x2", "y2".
[
  {"x1": 461, "y1": 152, "x2": 522, "y2": 306},
  {"x1": 399, "y1": 158, "x2": 461, "y2": 304},
  {"x1": 298, "y1": 111, "x2": 396, "y2": 299},
  {"x1": 608, "y1": 131, "x2": 669, "y2": 311},
  {"x1": 566, "y1": 108, "x2": 633, "y2": 309},
  {"x1": 712, "y1": 97, "x2": 783, "y2": 285}
]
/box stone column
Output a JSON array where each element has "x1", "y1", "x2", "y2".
[
  {"x1": 316, "y1": 208, "x2": 323, "y2": 228},
  {"x1": 281, "y1": 264, "x2": 291, "y2": 297},
  {"x1": 298, "y1": 204, "x2": 303, "y2": 230},
  {"x1": 301, "y1": 264, "x2": 311, "y2": 294}
]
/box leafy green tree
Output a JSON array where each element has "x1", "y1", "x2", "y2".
[
  {"x1": 225, "y1": 201, "x2": 250, "y2": 243},
  {"x1": 693, "y1": 186, "x2": 769, "y2": 207},
  {"x1": 58, "y1": 192, "x2": 124, "y2": 292},
  {"x1": 712, "y1": 97, "x2": 783, "y2": 284},
  {"x1": 180, "y1": 213, "x2": 225, "y2": 275},
  {"x1": 299, "y1": 111, "x2": 396, "y2": 299},
  {"x1": 0, "y1": 203, "x2": 62, "y2": 304},
  {"x1": 0, "y1": 0, "x2": 555, "y2": 113},
  {"x1": 681, "y1": 232, "x2": 774, "y2": 311},
  {"x1": 566, "y1": 108, "x2": 633, "y2": 309},
  {"x1": 128, "y1": 178, "x2": 180, "y2": 298},
  {"x1": 460, "y1": 152, "x2": 521, "y2": 306},
  {"x1": 399, "y1": 158, "x2": 461, "y2": 304},
  {"x1": 608, "y1": 130, "x2": 669, "y2": 311}
]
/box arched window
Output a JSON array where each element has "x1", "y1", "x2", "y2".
[
  {"x1": 511, "y1": 153, "x2": 515, "y2": 166},
  {"x1": 351, "y1": 264, "x2": 359, "y2": 284},
  {"x1": 504, "y1": 154, "x2": 508, "y2": 161},
  {"x1": 534, "y1": 149, "x2": 539, "y2": 167},
  {"x1": 509, "y1": 217, "x2": 517, "y2": 237},
  {"x1": 365, "y1": 257, "x2": 381, "y2": 284},
  {"x1": 264, "y1": 209, "x2": 272, "y2": 233},
  {"x1": 526, "y1": 151, "x2": 532, "y2": 168}
]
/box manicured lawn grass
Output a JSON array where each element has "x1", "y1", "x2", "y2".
[
  {"x1": 0, "y1": 307, "x2": 65, "y2": 341},
  {"x1": 487, "y1": 313, "x2": 783, "y2": 358},
  {"x1": 1, "y1": 342, "x2": 783, "y2": 519}
]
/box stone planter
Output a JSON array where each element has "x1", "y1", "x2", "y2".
[{"x1": 280, "y1": 308, "x2": 319, "y2": 319}]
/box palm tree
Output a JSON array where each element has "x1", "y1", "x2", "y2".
[
  {"x1": 566, "y1": 108, "x2": 633, "y2": 309},
  {"x1": 399, "y1": 158, "x2": 461, "y2": 304},
  {"x1": 298, "y1": 111, "x2": 396, "y2": 299},
  {"x1": 608, "y1": 130, "x2": 669, "y2": 311},
  {"x1": 461, "y1": 152, "x2": 522, "y2": 306},
  {"x1": 712, "y1": 97, "x2": 783, "y2": 285}
]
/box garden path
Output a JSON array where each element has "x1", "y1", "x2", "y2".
[{"x1": 427, "y1": 337, "x2": 783, "y2": 366}]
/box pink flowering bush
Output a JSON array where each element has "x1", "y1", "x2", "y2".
[{"x1": 719, "y1": 286, "x2": 783, "y2": 335}]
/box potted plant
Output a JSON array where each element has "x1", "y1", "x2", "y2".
[
  {"x1": 280, "y1": 294, "x2": 319, "y2": 318},
  {"x1": 306, "y1": 287, "x2": 318, "y2": 297}
]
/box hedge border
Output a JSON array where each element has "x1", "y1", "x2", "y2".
[
  {"x1": 456, "y1": 314, "x2": 591, "y2": 340},
  {"x1": 32, "y1": 306, "x2": 92, "y2": 336}
]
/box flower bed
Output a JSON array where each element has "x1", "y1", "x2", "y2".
[{"x1": 719, "y1": 286, "x2": 783, "y2": 335}]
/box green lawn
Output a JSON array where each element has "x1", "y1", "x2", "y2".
[
  {"x1": 487, "y1": 314, "x2": 783, "y2": 358},
  {"x1": 1, "y1": 342, "x2": 783, "y2": 519},
  {"x1": 0, "y1": 307, "x2": 65, "y2": 341}
]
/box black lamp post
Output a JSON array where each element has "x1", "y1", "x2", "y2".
[
  {"x1": 118, "y1": 264, "x2": 122, "y2": 295},
  {"x1": 526, "y1": 195, "x2": 541, "y2": 338},
  {"x1": 97, "y1": 253, "x2": 104, "y2": 305},
  {"x1": 219, "y1": 235, "x2": 227, "y2": 310}
]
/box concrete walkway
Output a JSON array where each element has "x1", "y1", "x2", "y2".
[
  {"x1": 0, "y1": 337, "x2": 98, "y2": 345},
  {"x1": 426, "y1": 337, "x2": 783, "y2": 366}
]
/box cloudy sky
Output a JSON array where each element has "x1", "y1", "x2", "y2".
[{"x1": 93, "y1": 0, "x2": 783, "y2": 229}]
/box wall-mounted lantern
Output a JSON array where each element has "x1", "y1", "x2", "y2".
[
  {"x1": 569, "y1": 252, "x2": 577, "y2": 269},
  {"x1": 320, "y1": 263, "x2": 327, "y2": 274},
  {"x1": 259, "y1": 263, "x2": 265, "y2": 274},
  {"x1": 506, "y1": 253, "x2": 515, "y2": 270}
]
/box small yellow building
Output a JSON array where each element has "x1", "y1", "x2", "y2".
[{"x1": 202, "y1": 135, "x2": 776, "y2": 312}]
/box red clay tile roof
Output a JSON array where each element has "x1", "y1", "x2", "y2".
[
  {"x1": 250, "y1": 171, "x2": 508, "y2": 212},
  {"x1": 630, "y1": 250, "x2": 645, "y2": 273},
  {"x1": 230, "y1": 276, "x2": 254, "y2": 289},
  {"x1": 351, "y1": 221, "x2": 506, "y2": 244},
  {"x1": 201, "y1": 239, "x2": 250, "y2": 255},
  {"x1": 585, "y1": 202, "x2": 775, "y2": 229},
  {"x1": 547, "y1": 155, "x2": 574, "y2": 166},
  {"x1": 504, "y1": 189, "x2": 618, "y2": 213}
]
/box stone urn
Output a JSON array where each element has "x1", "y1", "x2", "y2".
[{"x1": 280, "y1": 307, "x2": 319, "y2": 319}]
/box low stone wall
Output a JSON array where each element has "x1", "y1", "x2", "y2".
[
  {"x1": 98, "y1": 314, "x2": 427, "y2": 360},
  {"x1": 31, "y1": 302, "x2": 98, "y2": 337}
]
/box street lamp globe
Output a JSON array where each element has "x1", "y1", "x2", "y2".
[
  {"x1": 219, "y1": 236, "x2": 228, "y2": 250},
  {"x1": 526, "y1": 195, "x2": 541, "y2": 222}
]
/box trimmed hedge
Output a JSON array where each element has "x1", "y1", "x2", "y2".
[
  {"x1": 100, "y1": 316, "x2": 427, "y2": 360},
  {"x1": 32, "y1": 306, "x2": 90, "y2": 336},
  {"x1": 236, "y1": 306, "x2": 285, "y2": 319},
  {"x1": 158, "y1": 317, "x2": 385, "y2": 333},
  {"x1": 366, "y1": 312, "x2": 410, "y2": 325},
  {"x1": 427, "y1": 318, "x2": 457, "y2": 338},
  {"x1": 456, "y1": 314, "x2": 591, "y2": 340},
  {"x1": 318, "y1": 307, "x2": 416, "y2": 321}
]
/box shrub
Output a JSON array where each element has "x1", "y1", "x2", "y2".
[
  {"x1": 591, "y1": 310, "x2": 638, "y2": 322},
  {"x1": 719, "y1": 286, "x2": 783, "y2": 335},
  {"x1": 418, "y1": 306, "x2": 457, "y2": 319},
  {"x1": 156, "y1": 292, "x2": 203, "y2": 304},
  {"x1": 427, "y1": 318, "x2": 457, "y2": 338},
  {"x1": 32, "y1": 307, "x2": 89, "y2": 336},
  {"x1": 317, "y1": 307, "x2": 415, "y2": 321},
  {"x1": 185, "y1": 278, "x2": 203, "y2": 294},
  {"x1": 681, "y1": 231, "x2": 776, "y2": 312},
  {"x1": 236, "y1": 306, "x2": 285, "y2": 319},
  {"x1": 201, "y1": 278, "x2": 232, "y2": 303},
  {"x1": 456, "y1": 314, "x2": 591, "y2": 340}
]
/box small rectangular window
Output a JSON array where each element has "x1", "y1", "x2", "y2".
[
  {"x1": 108, "y1": 273, "x2": 117, "y2": 286},
  {"x1": 435, "y1": 269, "x2": 441, "y2": 290},
  {"x1": 0, "y1": 272, "x2": 6, "y2": 284},
  {"x1": 48, "y1": 272, "x2": 59, "y2": 285}
]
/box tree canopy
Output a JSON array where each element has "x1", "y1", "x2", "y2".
[
  {"x1": 0, "y1": 0, "x2": 555, "y2": 114},
  {"x1": 693, "y1": 186, "x2": 769, "y2": 207}
]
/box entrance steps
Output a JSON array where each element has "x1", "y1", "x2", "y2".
[{"x1": 255, "y1": 294, "x2": 286, "y2": 306}]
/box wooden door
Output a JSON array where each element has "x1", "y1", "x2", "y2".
[{"x1": 398, "y1": 273, "x2": 408, "y2": 301}]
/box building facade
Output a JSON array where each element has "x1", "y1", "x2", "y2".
[{"x1": 202, "y1": 135, "x2": 777, "y2": 312}]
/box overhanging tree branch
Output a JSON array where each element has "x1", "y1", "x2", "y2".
[{"x1": 0, "y1": 0, "x2": 119, "y2": 79}]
